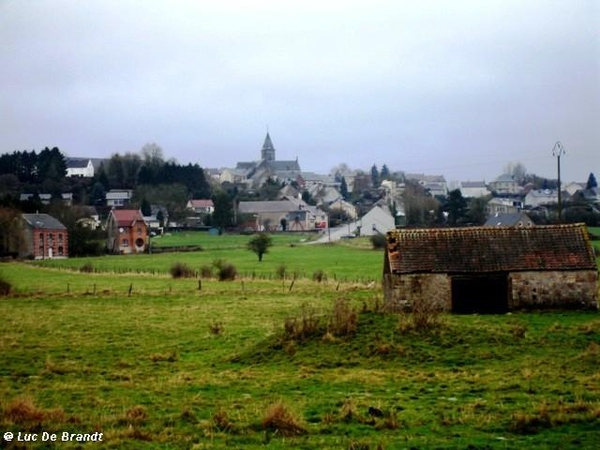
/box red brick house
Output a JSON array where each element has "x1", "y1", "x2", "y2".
[
  {"x1": 21, "y1": 214, "x2": 68, "y2": 259},
  {"x1": 106, "y1": 209, "x2": 148, "y2": 254},
  {"x1": 384, "y1": 224, "x2": 598, "y2": 313}
]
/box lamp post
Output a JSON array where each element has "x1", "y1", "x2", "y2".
[{"x1": 552, "y1": 141, "x2": 566, "y2": 223}]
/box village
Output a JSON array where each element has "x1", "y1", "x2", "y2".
[{"x1": 0, "y1": 133, "x2": 598, "y2": 261}]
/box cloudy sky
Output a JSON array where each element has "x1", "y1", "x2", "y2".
[{"x1": 1, "y1": 0, "x2": 598, "y2": 182}]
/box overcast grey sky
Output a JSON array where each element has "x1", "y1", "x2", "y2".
[{"x1": 1, "y1": 0, "x2": 598, "y2": 182}]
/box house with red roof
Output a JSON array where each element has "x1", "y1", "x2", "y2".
[
  {"x1": 384, "y1": 224, "x2": 598, "y2": 313},
  {"x1": 106, "y1": 209, "x2": 148, "y2": 254}
]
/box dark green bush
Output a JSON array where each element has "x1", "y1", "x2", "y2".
[
  {"x1": 170, "y1": 262, "x2": 196, "y2": 279},
  {"x1": 370, "y1": 234, "x2": 387, "y2": 249}
]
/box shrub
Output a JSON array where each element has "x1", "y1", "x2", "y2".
[
  {"x1": 0, "y1": 276, "x2": 11, "y2": 296},
  {"x1": 200, "y1": 265, "x2": 213, "y2": 279},
  {"x1": 328, "y1": 298, "x2": 359, "y2": 337},
  {"x1": 283, "y1": 303, "x2": 322, "y2": 341},
  {"x1": 313, "y1": 269, "x2": 326, "y2": 283},
  {"x1": 248, "y1": 233, "x2": 273, "y2": 262},
  {"x1": 262, "y1": 402, "x2": 306, "y2": 437},
  {"x1": 276, "y1": 264, "x2": 287, "y2": 280},
  {"x1": 212, "y1": 258, "x2": 225, "y2": 270},
  {"x1": 170, "y1": 262, "x2": 196, "y2": 279},
  {"x1": 398, "y1": 299, "x2": 444, "y2": 333},
  {"x1": 217, "y1": 263, "x2": 237, "y2": 281},
  {"x1": 370, "y1": 234, "x2": 387, "y2": 250},
  {"x1": 79, "y1": 263, "x2": 94, "y2": 273}
]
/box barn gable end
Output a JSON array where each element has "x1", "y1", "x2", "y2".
[{"x1": 384, "y1": 224, "x2": 598, "y2": 312}]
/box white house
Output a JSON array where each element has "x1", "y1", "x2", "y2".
[
  {"x1": 486, "y1": 197, "x2": 523, "y2": 216},
  {"x1": 106, "y1": 190, "x2": 133, "y2": 207},
  {"x1": 186, "y1": 199, "x2": 215, "y2": 214},
  {"x1": 65, "y1": 158, "x2": 95, "y2": 177},
  {"x1": 405, "y1": 174, "x2": 448, "y2": 197},
  {"x1": 460, "y1": 181, "x2": 489, "y2": 198},
  {"x1": 525, "y1": 189, "x2": 559, "y2": 208},
  {"x1": 489, "y1": 174, "x2": 520, "y2": 195},
  {"x1": 357, "y1": 205, "x2": 395, "y2": 236}
]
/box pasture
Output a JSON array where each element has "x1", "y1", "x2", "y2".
[{"x1": 0, "y1": 235, "x2": 599, "y2": 449}]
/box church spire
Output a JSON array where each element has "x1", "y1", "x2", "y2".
[{"x1": 261, "y1": 132, "x2": 276, "y2": 162}]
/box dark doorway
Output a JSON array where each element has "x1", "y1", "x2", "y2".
[{"x1": 451, "y1": 274, "x2": 508, "y2": 314}]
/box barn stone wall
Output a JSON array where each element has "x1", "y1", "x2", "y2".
[
  {"x1": 383, "y1": 273, "x2": 451, "y2": 312},
  {"x1": 384, "y1": 269, "x2": 599, "y2": 312},
  {"x1": 509, "y1": 270, "x2": 598, "y2": 310}
]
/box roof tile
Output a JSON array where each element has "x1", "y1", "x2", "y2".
[{"x1": 386, "y1": 224, "x2": 596, "y2": 274}]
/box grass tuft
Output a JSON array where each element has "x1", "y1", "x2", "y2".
[
  {"x1": 212, "y1": 408, "x2": 235, "y2": 432},
  {"x1": 2, "y1": 398, "x2": 65, "y2": 429},
  {"x1": 149, "y1": 351, "x2": 178, "y2": 362},
  {"x1": 261, "y1": 402, "x2": 306, "y2": 437},
  {"x1": 209, "y1": 321, "x2": 225, "y2": 336}
]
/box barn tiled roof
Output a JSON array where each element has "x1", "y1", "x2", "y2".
[{"x1": 386, "y1": 224, "x2": 596, "y2": 274}]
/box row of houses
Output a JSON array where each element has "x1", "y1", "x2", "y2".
[{"x1": 17, "y1": 209, "x2": 151, "y2": 259}]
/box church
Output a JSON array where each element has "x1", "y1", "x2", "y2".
[{"x1": 222, "y1": 133, "x2": 301, "y2": 188}]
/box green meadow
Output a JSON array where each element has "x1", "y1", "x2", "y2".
[
  {"x1": 0, "y1": 234, "x2": 599, "y2": 449},
  {"x1": 35, "y1": 232, "x2": 381, "y2": 283}
]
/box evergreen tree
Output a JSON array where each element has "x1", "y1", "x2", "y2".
[
  {"x1": 340, "y1": 176, "x2": 349, "y2": 200},
  {"x1": 141, "y1": 198, "x2": 152, "y2": 216},
  {"x1": 371, "y1": 164, "x2": 380, "y2": 187},
  {"x1": 444, "y1": 189, "x2": 468, "y2": 225},
  {"x1": 380, "y1": 164, "x2": 390, "y2": 181},
  {"x1": 212, "y1": 191, "x2": 234, "y2": 229}
]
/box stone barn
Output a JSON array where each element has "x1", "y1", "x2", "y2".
[{"x1": 383, "y1": 224, "x2": 598, "y2": 313}]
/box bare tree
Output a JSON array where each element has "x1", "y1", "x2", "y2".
[
  {"x1": 141, "y1": 143, "x2": 165, "y2": 167},
  {"x1": 503, "y1": 162, "x2": 527, "y2": 184}
]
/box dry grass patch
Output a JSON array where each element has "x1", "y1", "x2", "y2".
[
  {"x1": 149, "y1": 350, "x2": 178, "y2": 362},
  {"x1": 262, "y1": 402, "x2": 306, "y2": 437},
  {"x1": 1, "y1": 398, "x2": 66, "y2": 430}
]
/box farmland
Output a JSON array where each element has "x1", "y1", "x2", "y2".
[{"x1": 0, "y1": 234, "x2": 599, "y2": 449}]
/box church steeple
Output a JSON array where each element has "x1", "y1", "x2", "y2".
[{"x1": 261, "y1": 132, "x2": 276, "y2": 162}]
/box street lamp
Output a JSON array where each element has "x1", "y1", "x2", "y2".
[{"x1": 552, "y1": 141, "x2": 566, "y2": 222}]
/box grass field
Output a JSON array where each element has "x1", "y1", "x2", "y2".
[
  {"x1": 0, "y1": 237, "x2": 599, "y2": 449},
  {"x1": 33, "y1": 233, "x2": 383, "y2": 283}
]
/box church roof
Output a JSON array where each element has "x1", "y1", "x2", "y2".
[{"x1": 262, "y1": 132, "x2": 275, "y2": 151}]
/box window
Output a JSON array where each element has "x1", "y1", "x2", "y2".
[
  {"x1": 39, "y1": 233, "x2": 44, "y2": 242},
  {"x1": 38, "y1": 245, "x2": 44, "y2": 255},
  {"x1": 58, "y1": 246, "x2": 64, "y2": 256},
  {"x1": 58, "y1": 234, "x2": 63, "y2": 243},
  {"x1": 48, "y1": 233, "x2": 54, "y2": 245},
  {"x1": 137, "y1": 227, "x2": 142, "y2": 235},
  {"x1": 122, "y1": 239, "x2": 129, "y2": 247}
]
